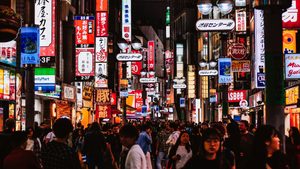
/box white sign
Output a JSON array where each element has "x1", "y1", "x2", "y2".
[
  {"x1": 122, "y1": 0, "x2": 131, "y2": 41},
  {"x1": 63, "y1": 85, "x2": 76, "y2": 102},
  {"x1": 198, "y1": 70, "x2": 218, "y2": 76},
  {"x1": 139, "y1": 78, "x2": 157, "y2": 83},
  {"x1": 173, "y1": 84, "x2": 187, "y2": 89},
  {"x1": 75, "y1": 82, "x2": 83, "y2": 108},
  {"x1": 235, "y1": 9, "x2": 247, "y2": 32},
  {"x1": 235, "y1": 0, "x2": 246, "y2": 6},
  {"x1": 35, "y1": 0, "x2": 52, "y2": 47},
  {"x1": 285, "y1": 53, "x2": 300, "y2": 79},
  {"x1": 95, "y1": 63, "x2": 108, "y2": 88},
  {"x1": 173, "y1": 78, "x2": 186, "y2": 83},
  {"x1": 116, "y1": 53, "x2": 143, "y2": 61},
  {"x1": 95, "y1": 37, "x2": 108, "y2": 62},
  {"x1": 239, "y1": 100, "x2": 248, "y2": 108},
  {"x1": 196, "y1": 19, "x2": 235, "y2": 31}
]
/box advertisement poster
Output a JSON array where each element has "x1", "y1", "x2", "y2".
[
  {"x1": 95, "y1": 63, "x2": 108, "y2": 88},
  {"x1": 218, "y1": 58, "x2": 233, "y2": 84},
  {"x1": 9, "y1": 71, "x2": 15, "y2": 100},
  {"x1": 0, "y1": 40, "x2": 16, "y2": 66},
  {"x1": 95, "y1": 37, "x2": 108, "y2": 62},
  {"x1": 282, "y1": 0, "x2": 300, "y2": 29},
  {"x1": 74, "y1": 16, "x2": 95, "y2": 45},
  {"x1": 20, "y1": 27, "x2": 40, "y2": 65},
  {"x1": 75, "y1": 48, "x2": 95, "y2": 76},
  {"x1": 3, "y1": 70, "x2": 10, "y2": 100},
  {"x1": 285, "y1": 53, "x2": 300, "y2": 79},
  {"x1": 35, "y1": 0, "x2": 56, "y2": 56},
  {"x1": 283, "y1": 30, "x2": 297, "y2": 54}
]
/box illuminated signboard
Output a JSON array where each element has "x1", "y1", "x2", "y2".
[
  {"x1": 34, "y1": 68, "x2": 56, "y2": 92},
  {"x1": 285, "y1": 86, "x2": 299, "y2": 105},
  {"x1": 74, "y1": 16, "x2": 95, "y2": 45}
]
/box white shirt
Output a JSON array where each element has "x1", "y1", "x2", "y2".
[
  {"x1": 125, "y1": 144, "x2": 147, "y2": 169},
  {"x1": 175, "y1": 145, "x2": 192, "y2": 169}
]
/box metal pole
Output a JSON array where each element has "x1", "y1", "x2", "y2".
[{"x1": 122, "y1": 62, "x2": 127, "y2": 123}]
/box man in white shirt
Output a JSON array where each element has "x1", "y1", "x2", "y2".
[{"x1": 119, "y1": 124, "x2": 147, "y2": 169}]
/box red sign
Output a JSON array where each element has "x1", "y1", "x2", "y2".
[
  {"x1": 148, "y1": 41, "x2": 155, "y2": 71},
  {"x1": 228, "y1": 43, "x2": 246, "y2": 60},
  {"x1": 96, "y1": 12, "x2": 108, "y2": 37},
  {"x1": 96, "y1": 105, "x2": 111, "y2": 118},
  {"x1": 282, "y1": 0, "x2": 300, "y2": 29},
  {"x1": 111, "y1": 93, "x2": 117, "y2": 105},
  {"x1": 131, "y1": 62, "x2": 142, "y2": 75},
  {"x1": 135, "y1": 90, "x2": 143, "y2": 111},
  {"x1": 74, "y1": 16, "x2": 95, "y2": 45},
  {"x1": 228, "y1": 90, "x2": 247, "y2": 103},
  {"x1": 96, "y1": 0, "x2": 108, "y2": 11}
]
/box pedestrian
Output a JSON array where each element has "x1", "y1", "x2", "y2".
[
  {"x1": 239, "y1": 120, "x2": 254, "y2": 169},
  {"x1": 183, "y1": 127, "x2": 234, "y2": 169},
  {"x1": 286, "y1": 127, "x2": 300, "y2": 169},
  {"x1": 249, "y1": 125, "x2": 289, "y2": 169},
  {"x1": 82, "y1": 122, "x2": 107, "y2": 169},
  {"x1": 3, "y1": 131, "x2": 42, "y2": 169},
  {"x1": 168, "y1": 131, "x2": 193, "y2": 169},
  {"x1": 41, "y1": 118, "x2": 81, "y2": 169},
  {"x1": 119, "y1": 124, "x2": 147, "y2": 169},
  {"x1": 137, "y1": 123, "x2": 153, "y2": 169},
  {"x1": 156, "y1": 122, "x2": 171, "y2": 169},
  {"x1": 106, "y1": 124, "x2": 122, "y2": 168},
  {"x1": 25, "y1": 127, "x2": 42, "y2": 162}
]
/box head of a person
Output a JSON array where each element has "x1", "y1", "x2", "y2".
[
  {"x1": 289, "y1": 127, "x2": 300, "y2": 145},
  {"x1": 11, "y1": 131, "x2": 28, "y2": 149},
  {"x1": 253, "y1": 125, "x2": 280, "y2": 158},
  {"x1": 142, "y1": 124, "x2": 152, "y2": 134},
  {"x1": 169, "y1": 122, "x2": 178, "y2": 132},
  {"x1": 201, "y1": 122, "x2": 209, "y2": 130},
  {"x1": 173, "y1": 130, "x2": 191, "y2": 153},
  {"x1": 239, "y1": 120, "x2": 249, "y2": 133},
  {"x1": 26, "y1": 127, "x2": 34, "y2": 139},
  {"x1": 89, "y1": 122, "x2": 101, "y2": 132},
  {"x1": 4, "y1": 118, "x2": 15, "y2": 132},
  {"x1": 112, "y1": 124, "x2": 120, "y2": 134},
  {"x1": 119, "y1": 124, "x2": 139, "y2": 148},
  {"x1": 53, "y1": 118, "x2": 73, "y2": 139},
  {"x1": 226, "y1": 122, "x2": 240, "y2": 138},
  {"x1": 201, "y1": 128, "x2": 222, "y2": 156}
]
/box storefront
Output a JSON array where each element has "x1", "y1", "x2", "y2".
[
  {"x1": 248, "y1": 91, "x2": 264, "y2": 127},
  {"x1": 285, "y1": 86, "x2": 300, "y2": 133}
]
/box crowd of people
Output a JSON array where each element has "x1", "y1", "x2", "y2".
[{"x1": 0, "y1": 117, "x2": 299, "y2": 169}]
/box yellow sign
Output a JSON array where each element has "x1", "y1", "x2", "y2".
[
  {"x1": 283, "y1": 30, "x2": 297, "y2": 54},
  {"x1": 286, "y1": 86, "x2": 299, "y2": 105}
]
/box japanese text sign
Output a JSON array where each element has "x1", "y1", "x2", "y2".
[
  {"x1": 95, "y1": 37, "x2": 108, "y2": 62},
  {"x1": 282, "y1": 0, "x2": 300, "y2": 29},
  {"x1": 235, "y1": 9, "x2": 247, "y2": 32},
  {"x1": 75, "y1": 48, "x2": 95, "y2": 76},
  {"x1": 148, "y1": 41, "x2": 155, "y2": 71},
  {"x1": 62, "y1": 84, "x2": 76, "y2": 102},
  {"x1": 20, "y1": 27, "x2": 40, "y2": 65},
  {"x1": 96, "y1": 0, "x2": 108, "y2": 11},
  {"x1": 196, "y1": 19, "x2": 235, "y2": 31},
  {"x1": 285, "y1": 86, "x2": 299, "y2": 105},
  {"x1": 96, "y1": 89, "x2": 110, "y2": 105},
  {"x1": 96, "y1": 12, "x2": 108, "y2": 37},
  {"x1": 122, "y1": 0, "x2": 131, "y2": 41},
  {"x1": 74, "y1": 16, "x2": 95, "y2": 45}
]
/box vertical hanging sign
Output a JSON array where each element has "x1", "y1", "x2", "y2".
[
  {"x1": 218, "y1": 58, "x2": 233, "y2": 84},
  {"x1": 122, "y1": 0, "x2": 131, "y2": 41},
  {"x1": 20, "y1": 27, "x2": 40, "y2": 65},
  {"x1": 148, "y1": 41, "x2": 155, "y2": 71}
]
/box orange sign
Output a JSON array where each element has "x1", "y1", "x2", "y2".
[
  {"x1": 286, "y1": 86, "x2": 299, "y2": 105},
  {"x1": 96, "y1": 0, "x2": 108, "y2": 11},
  {"x1": 74, "y1": 16, "x2": 95, "y2": 45}
]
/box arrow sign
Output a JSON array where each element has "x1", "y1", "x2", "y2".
[
  {"x1": 173, "y1": 84, "x2": 187, "y2": 89},
  {"x1": 116, "y1": 53, "x2": 143, "y2": 61},
  {"x1": 198, "y1": 70, "x2": 218, "y2": 76}
]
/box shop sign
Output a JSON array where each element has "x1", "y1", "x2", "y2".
[
  {"x1": 0, "y1": 69, "x2": 3, "y2": 99},
  {"x1": 95, "y1": 37, "x2": 108, "y2": 62},
  {"x1": 116, "y1": 53, "x2": 143, "y2": 61},
  {"x1": 62, "y1": 84, "x2": 76, "y2": 102},
  {"x1": 196, "y1": 19, "x2": 235, "y2": 31},
  {"x1": 0, "y1": 41, "x2": 16, "y2": 67},
  {"x1": 82, "y1": 85, "x2": 93, "y2": 100},
  {"x1": 3, "y1": 70, "x2": 9, "y2": 100},
  {"x1": 35, "y1": 0, "x2": 56, "y2": 57},
  {"x1": 111, "y1": 92, "x2": 117, "y2": 105},
  {"x1": 253, "y1": 9, "x2": 265, "y2": 89},
  {"x1": 95, "y1": 63, "x2": 108, "y2": 88},
  {"x1": 96, "y1": 105, "x2": 111, "y2": 118},
  {"x1": 135, "y1": 90, "x2": 143, "y2": 110},
  {"x1": 75, "y1": 82, "x2": 83, "y2": 108},
  {"x1": 96, "y1": 0, "x2": 108, "y2": 12},
  {"x1": 173, "y1": 84, "x2": 187, "y2": 89},
  {"x1": 285, "y1": 86, "x2": 299, "y2": 105},
  {"x1": 232, "y1": 60, "x2": 250, "y2": 72},
  {"x1": 35, "y1": 85, "x2": 61, "y2": 99},
  {"x1": 20, "y1": 27, "x2": 40, "y2": 65},
  {"x1": 283, "y1": 30, "x2": 297, "y2": 54},
  {"x1": 96, "y1": 12, "x2": 108, "y2": 37},
  {"x1": 228, "y1": 43, "x2": 246, "y2": 60},
  {"x1": 218, "y1": 58, "x2": 233, "y2": 84},
  {"x1": 9, "y1": 71, "x2": 15, "y2": 100},
  {"x1": 148, "y1": 41, "x2": 155, "y2": 70},
  {"x1": 74, "y1": 16, "x2": 95, "y2": 45},
  {"x1": 139, "y1": 78, "x2": 157, "y2": 83},
  {"x1": 34, "y1": 68, "x2": 55, "y2": 92},
  {"x1": 285, "y1": 53, "x2": 300, "y2": 79},
  {"x1": 96, "y1": 89, "x2": 110, "y2": 105},
  {"x1": 235, "y1": 9, "x2": 247, "y2": 32},
  {"x1": 131, "y1": 61, "x2": 142, "y2": 75},
  {"x1": 75, "y1": 48, "x2": 95, "y2": 77},
  {"x1": 122, "y1": 0, "x2": 131, "y2": 41},
  {"x1": 282, "y1": 0, "x2": 300, "y2": 29},
  {"x1": 198, "y1": 70, "x2": 218, "y2": 76},
  {"x1": 235, "y1": 0, "x2": 246, "y2": 6},
  {"x1": 180, "y1": 98, "x2": 185, "y2": 108},
  {"x1": 228, "y1": 90, "x2": 247, "y2": 103}
]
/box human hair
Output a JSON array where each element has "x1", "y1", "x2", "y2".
[
  {"x1": 11, "y1": 131, "x2": 28, "y2": 148},
  {"x1": 240, "y1": 120, "x2": 249, "y2": 129},
  {"x1": 290, "y1": 127, "x2": 300, "y2": 145},
  {"x1": 172, "y1": 131, "x2": 192, "y2": 153},
  {"x1": 89, "y1": 122, "x2": 101, "y2": 132},
  {"x1": 252, "y1": 125, "x2": 279, "y2": 169},
  {"x1": 52, "y1": 118, "x2": 73, "y2": 139},
  {"x1": 119, "y1": 124, "x2": 139, "y2": 141}
]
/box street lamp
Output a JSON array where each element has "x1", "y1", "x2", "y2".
[
  {"x1": 117, "y1": 37, "x2": 142, "y2": 123},
  {"x1": 197, "y1": 0, "x2": 234, "y2": 15}
]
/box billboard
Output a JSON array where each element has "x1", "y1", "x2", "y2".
[
  {"x1": 0, "y1": 41, "x2": 16, "y2": 67},
  {"x1": 282, "y1": 0, "x2": 300, "y2": 29},
  {"x1": 285, "y1": 53, "x2": 300, "y2": 79},
  {"x1": 34, "y1": 68, "x2": 56, "y2": 92},
  {"x1": 96, "y1": 12, "x2": 108, "y2": 37},
  {"x1": 20, "y1": 27, "x2": 40, "y2": 65},
  {"x1": 228, "y1": 90, "x2": 247, "y2": 103},
  {"x1": 75, "y1": 48, "x2": 95, "y2": 77},
  {"x1": 283, "y1": 30, "x2": 297, "y2": 54},
  {"x1": 35, "y1": 0, "x2": 56, "y2": 57},
  {"x1": 218, "y1": 58, "x2": 233, "y2": 84},
  {"x1": 95, "y1": 63, "x2": 108, "y2": 88},
  {"x1": 95, "y1": 37, "x2": 108, "y2": 62},
  {"x1": 74, "y1": 16, "x2": 95, "y2": 45}
]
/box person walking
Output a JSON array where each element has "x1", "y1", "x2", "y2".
[
  {"x1": 41, "y1": 118, "x2": 81, "y2": 169},
  {"x1": 137, "y1": 124, "x2": 153, "y2": 169},
  {"x1": 119, "y1": 124, "x2": 147, "y2": 169},
  {"x1": 286, "y1": 127, "x2": 300, "y2": 169}
]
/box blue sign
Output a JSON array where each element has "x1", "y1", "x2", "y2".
[
  {"x1": 180, "y1": 98, "x2": 185, "y2": 108},
  {"x1": 218, "y1": 58, "x2": 233, "y2": 84},
  {"x1": 120, "y1": 91, "x2": 128, "y2": 97},
  {"x1": 142, "y1": 105, "x2": 147, "y2": 117},
  {"x1": 20, "y1": 27, "x2": 40, "y2": 65},
  {"x1": 257, "y1": 72, "x2": 265, "y2": 87}
]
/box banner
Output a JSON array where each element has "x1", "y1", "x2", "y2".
[
  {"x1": 283, "y1": 30, "x2": 297, "y2": 54},
  {"x1": 75, "y1": 48, "x2": 95, "y2": 77},
  {"x1": 20, "y1": 27, "x2": 40, "y2": 65},
  {"x1": 74, "y1": 16, "x2": 95, "y2": 45},
  {"x1": 35, "y1": 0, "x2": 56, "y2": 57},
  {"x1": 0, "y1": 41, "x2": 16, "y2": 66},
  {"x1": 218, "y1": 58, "x2": 233, "y2": 84}
]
